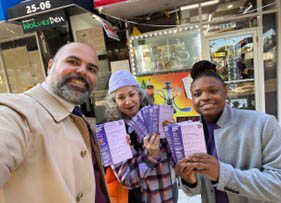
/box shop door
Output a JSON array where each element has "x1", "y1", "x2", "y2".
[{"x1": 207, "y1": 29, "x2": 264, "y2": 112}]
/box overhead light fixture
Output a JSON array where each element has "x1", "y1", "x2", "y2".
[
  {"x1": 204, "y1": 24, "x2": 210, "y2": 35},
  {"x1": 243, "y1": 3, "x2": 253, "y2": 14},
  {"x1": 180, "y1": 0, "x2": 219, "y2": 11},
  {"x1": 227, "y1": 4, "x2": 233, "y2": 9},
  {"x1": 208, "y1": 14, "x2": 212, "y2": 22},
  {"x1": 181, "y1": 4, "x2": 197, "y2": 10}
]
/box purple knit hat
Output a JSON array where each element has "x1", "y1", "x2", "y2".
[{"x1": 108, "y1": 70, "x2": 139, "y2": 94}]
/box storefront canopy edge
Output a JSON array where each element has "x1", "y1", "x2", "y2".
[
  {"x1": 8, "y1": 0, "x2": 95, "y2": 21},
  {"x1": 0, "y1": 0, "x2": 21, "y2": 20}
]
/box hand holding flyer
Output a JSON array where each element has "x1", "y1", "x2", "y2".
[
  {"x1": 127, "y1": 104, "x2": 174, "y2": 141},
  {"x1": 96, "y1": 120, "x2": 133, "y2": 167},
  {"x1": 164, "y1": 121, "x2": 207, "y2": 163}
]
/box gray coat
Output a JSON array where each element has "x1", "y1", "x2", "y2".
[{"x1": 182, "y1": 104, "x2": 281, "y2": 203}]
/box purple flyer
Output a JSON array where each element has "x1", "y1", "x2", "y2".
[
  {"x1": 164, "y1": 125, "x2": 177, "y2": 163},
  {"x1": 158, "y1": 105, "x2": 174, "y2": 138},
  {"x1": 96, "y1": 124, "x2": 113, "y2": 167},
  {"x1": 141, "y1": 106, "x2": 152, "y2": 134},
  {"x1": 151, "y1": 105, "x2": 160, "y2": 134},
  {"x1": 178, "y1": 121, "x2": 207, "y2": 156},
  {"x1": 97, "y1": 120, "x2": 133, "y2": 167},
  {"x1": 171, "y1": 124, "x2": 185, "y2": 162}
]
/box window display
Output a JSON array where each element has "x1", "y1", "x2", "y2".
[
  {"x1": 129, "y1": 28, "x2": 201, "y2": 76},
  {"x1": 209, "y1": 33, "x2": 257, "y2": 110}
]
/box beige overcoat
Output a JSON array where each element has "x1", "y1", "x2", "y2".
[{"x1": 0, "y1": 84, "x2": 109, "y2": 203}]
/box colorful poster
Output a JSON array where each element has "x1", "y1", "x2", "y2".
[{"x1": 136, "y1": 72, "x2": 199, "y2": 119}]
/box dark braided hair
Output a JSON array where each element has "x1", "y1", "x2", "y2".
[{"x1": 190, "y1": 60, "x2": 225, "y2": 88}]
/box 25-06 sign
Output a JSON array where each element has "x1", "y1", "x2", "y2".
[{"x1": 25, "y1": 1, "x2": 52, "y2": 14}]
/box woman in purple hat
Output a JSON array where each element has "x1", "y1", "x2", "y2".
[{"x1": 104, "y1": 70, "x2": 178, "y2": 203}]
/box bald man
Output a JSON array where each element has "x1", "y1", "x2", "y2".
[{"x1": 0, "y1": 43, "x2": 110, "y2": 203}]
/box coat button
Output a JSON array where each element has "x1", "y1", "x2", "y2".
[
  {"x1": 80, "y1": 150, "x2": 87, "y2": 158},
  {"x1": 76, "y1": 192, "x2": 83, "y2": 202}
]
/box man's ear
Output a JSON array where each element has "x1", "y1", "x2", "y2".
[{"x1": 47, "y1": 59, "x2": 54, "y2": 72}]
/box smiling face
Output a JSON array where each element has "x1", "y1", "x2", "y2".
[
  {"x1": 114, "y1": 86, "x2": 141, "y2": 118},
  {"x1": 191, "y1": 76, "x2": 227, "y2": 122},
  {"x1": 47, "y1": 43, "x2": 99, "y2": 104}
]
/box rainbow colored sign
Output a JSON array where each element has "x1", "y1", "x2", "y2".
[{"x1": 137, "y1": 72, "x2": 199, "y2": 119}]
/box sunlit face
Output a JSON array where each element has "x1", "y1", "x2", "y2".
[
  {"x1": 191, "y1": 76, "x2": 227, "y2": 122},
  {"x1": 114, "y1": 86, "x2": 141, "y2": 118},
  {"x1": 47, "y1": 43, "x2": 99, "y2": 105}
]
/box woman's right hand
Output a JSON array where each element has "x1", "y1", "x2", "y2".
[
  {"x1": 143, "y1": 133, "x2": 160, "y2": 159},
  {"x1": 175, "y1": 158, "x2": 197, "y2": 185}
]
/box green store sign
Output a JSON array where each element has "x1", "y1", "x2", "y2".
[{"x1": 21, "y1": 10, "x2": 66, "y2": 33}]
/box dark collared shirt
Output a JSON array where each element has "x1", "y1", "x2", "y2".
[{"x1": 203, "y1": 119, "x2": 229, "y2": 203}]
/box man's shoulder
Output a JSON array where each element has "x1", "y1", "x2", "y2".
[
  {"x1": 0, "y1": 92, "x2": 33, "y2": 104},
  {"x1": 0, "y1": 85, "x2": 50, "y2": 114},
  {"x1": 0, "y1": 92, "x2": 39, "y2": 114}
]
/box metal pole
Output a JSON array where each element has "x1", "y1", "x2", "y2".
[
  {"x1": 277, "y1": 0, "x2": 281, "y2": 121},
  {"x1": 256, "y1": 0, "x2": 265, "y2": 112}
]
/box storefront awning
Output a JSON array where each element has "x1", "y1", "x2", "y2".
[
  {"x1": 8, "y1": 0, "x2": 94, "y2": 21},
  {"x1": 0, "y1": 0, "x2": 22, "y2": 20}
]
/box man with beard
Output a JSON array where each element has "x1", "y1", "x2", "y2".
[{"x1": 0, "y1": 42, "x2": 110, "y2": 203}]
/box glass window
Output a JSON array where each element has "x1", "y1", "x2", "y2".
[
  {"x1": 130, "y1": 28, "x2": 201, "y2": 76},
  {"x1": 209, "y1": 33, "x2": 256, "y2": 110},
  {"x1": 0, "y1": 36, "x2": 45, "y2": 93}
]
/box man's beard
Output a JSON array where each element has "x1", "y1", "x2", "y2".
[{"x1": 48, "y1": 72, "x2": 94, "y2": 105}]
